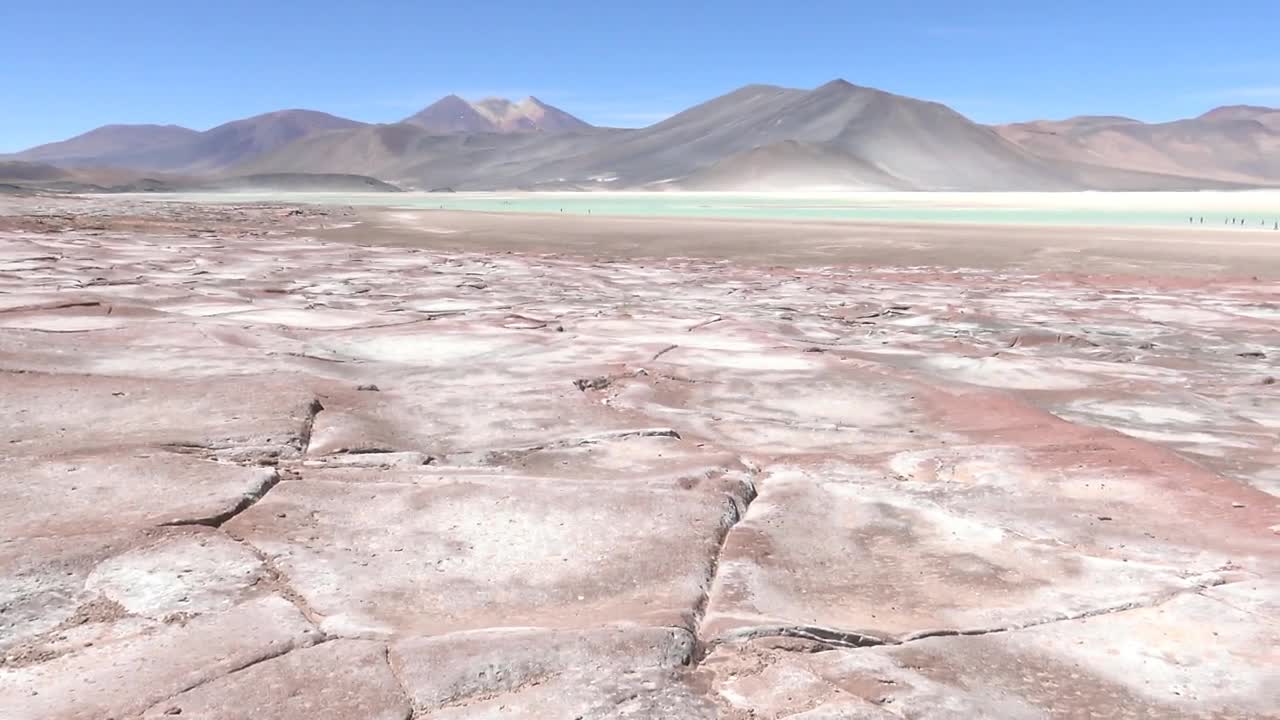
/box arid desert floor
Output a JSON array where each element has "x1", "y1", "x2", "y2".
[{"x1": 1, "y1": 195, "x2": 1277, "y2": 719}]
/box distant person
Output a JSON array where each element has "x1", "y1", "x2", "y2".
[{"x1": 1200, "y1": 217, "x2": 1204, "y2": 224}]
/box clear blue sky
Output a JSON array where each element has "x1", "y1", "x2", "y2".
[{"x1": 2, "y1": 0, "x2": 1278, "y2": 151}]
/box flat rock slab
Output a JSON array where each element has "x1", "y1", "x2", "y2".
[
  {"x1": 223, "y1": 307, "x2": 400, "y2": 329},
  {"x1": 703, "y1": 584, "x2": 1280, "y2": 719},
  {"x1": 2, "y1": 528, "x2": 283, "y2": 671},
  {"x1": 1, "y1": 453, "x2": 279, "y2": 537},
  {"x1": 1, "y1": 531, "x2": 138, "y2": 655},
  {"x1": 0, "y1": 595, "x2": 321, "y2": 720},
  {"x1": 0, "y1": 318, "x2": 304, "y2": 378},
  {"x1": 84, "y1": 529, "x2": 266, "y2": 619},
  {"x1": 392, "y1": 626, "x2": 714, "y2": 719},
  {"x1": 0, "y1": 372, "x2": 320, "y2": 458},
  {"x1": 481, "y1": 433, "x2": 748, "y2": 480},
  {"x1": 226, "y1": 470, "x2": 751, "y2": 637},
  {"x1": 608, "y1": 357, "x2": 951, "y2": 459},
  {"x1": 141, "y1": 639, "x2": 410, "y2": 720},
  {"x1": 304, "y1": 376, "x2": 629, "y2": 459},
  {"x1": 700, "y1": 464, "x2": 1228, "y2": 645}
]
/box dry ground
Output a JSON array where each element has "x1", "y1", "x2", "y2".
[
  {"x1": 329, "y1": 207, "x2": 1280, "y2": 278},
  {"x1": 1, "y1": 195, "x2": 1277, "y2": 719}
]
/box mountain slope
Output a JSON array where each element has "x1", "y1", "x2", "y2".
[
  {"x1": 1198, "y1": 105, "x2": 1280, "y2": 126},
  {"x1": 473, "y1": 96, "x2": 593, "y2": 132},
  {"x1": 402, "y1": 95, "x2": 497, "y2": 134},
  {"x1": 0, "y1": 161, "x2": 74, "y2": 182},
  {"x1": 679, "y1": 140, "x2": 910, "y2": 190},
  {"x1": 243, "y1": 79, "x2": 1184, "y2": 190},
  {"x1": 233, "y1": 121, "x2": 625, "y2": 189},
  {"x1": 0, "y1": 161, "x2": 199, "y2": 193},
  {"x1": 497, "y1": 79, "x2": 1083, "y2": 190},
  {"x1": 8, "y1": 124, "x2": 199, "y2": 166},
  {"x1": 4, "y1": 111, "x2": 366, "y2": 173},
  {"x1": 814, "y1": 80, "x2": 1078, "y2": 189},
  {"x1": 29, "y1": 80, "x2": 1274, "y2": 190},
  {"x1": 139, "y1": 109, "x2": 367, "y2": 172},
  {"x1": 996, "y1": 106, "x2": 1280, "y2": 184},
  {"x1": 501, "y1": 83, "x2": 807, "y2": 185}
]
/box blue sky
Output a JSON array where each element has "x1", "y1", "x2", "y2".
[{"x1": 2, "y1": 0, "x2": 1278, "y2": 151}]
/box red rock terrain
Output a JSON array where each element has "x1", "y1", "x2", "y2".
[{"x1": 0, "y1": 197, "x2": 1276, "y2": 719}]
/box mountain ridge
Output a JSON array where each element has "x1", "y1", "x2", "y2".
[
  {"x1": 995, "y1": 104, "x2": 1280, "y2": 184},
  {"x1": 4, "y1": 110, "x2": 366, "y2": 173},
  {"x1": 5, "y1": 81, "x2": 1277, "y2": 190}
]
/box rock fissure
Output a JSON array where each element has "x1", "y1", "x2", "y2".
[
  {"x1": 159, "y1": 469, "x2": 282, "y2": 528},
  {"x1": 692, "y1": 473, "x2": 761, "y2": 657},
  {"x1": 687, "y1": 315, "x2": 724, "y2": 332},
  {"x1": 139, "y1": 636, "x2": 331, "y2": 718},
  {"x1": 710, "y1": 574, "x2": 1236, "y2": 654},
  {"x1": 223, "y1": 529, "x2": 330, "y2": 630},
  {"x1": 715, "y1": 624, "x2": 890, "y2": 650},
  {"x1": 651, "y1": 343, "x2": 680, "y2": 361},
  {"x1": 0, "y1": 300, "x2": 100, "y2": 314},
  {"x1": 331, "y1": 446, "x2": 399, "y2": 455},
  {"x1": 464, "y1": 427, "x2": 684, "y2": 464},
  {"x1": 383, "y1": 644, "x2": 418, "y2": 720}
]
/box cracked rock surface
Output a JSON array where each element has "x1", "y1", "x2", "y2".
[{"x1": 0, "y1": 196, "x2": 1276, "y2": 719}]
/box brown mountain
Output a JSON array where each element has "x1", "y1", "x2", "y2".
[
  {"x1": 241, "y1": 79, "x2": 1264, "y2": 191},
  {"x1": 474, "y1": 79, "x2": 1098, "y2": 190},
  {"x1": 679, "y1": 140, "x2": 911, "y2": 190},
  {"x1": 996, "y1": 106, "x2": 1280, "y2": 184},
  {"x1": 233, "y1": 121, "x2": 618, "y2": 190},
  {"x1": 4, "y1": 110, "x2": 365, "y2": 173},
  {"x1": 472, "y1": 97, "x2": 593, "y2": 133},
  {"x1": 10, "y1": 124, "x2": 199, "y2": 167},
  {"x1": 239, "y1": 79, "x2": 1088, "y2": 190},
  {"x1": 10, "y1": 82, "x2": 1277, "y2": 191},
  {"x1": 402, "y1": 95, "x2": 496, "y2": 134},
  {"x1": 0, "y1": 160, "x2": 74, "y2": 182},
  {"x1": 1198, "y1": 105, "x2": 1280, "y2": 126},
  {"x1": 402, "y1": 95, "x2": 592, "y2": 134},
  {"x1": 0, "y1": 160, "x2": 196, "y2": 193},
  {"x1": 149, "y1": 110, "x2": 367, "y2": 172}
]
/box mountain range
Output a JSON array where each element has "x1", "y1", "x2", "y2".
[{"x1": 4, "y1": 82, "x2": 1278, "y2": 191}]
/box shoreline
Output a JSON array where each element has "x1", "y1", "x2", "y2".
[
  {"x1": 316, "y1": 206, "x2": 1280, "y2": 280},
  {"x1": 118, "y1": 188, "x2": 1280, "y2": 230}
]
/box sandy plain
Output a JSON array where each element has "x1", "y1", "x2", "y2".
[
  {"x1": 0, "y1": 193, "x2": 1277, "y2": 719},
  {"x1": 336, "y1": 205, "x2": 1280, "y2": 278}
]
